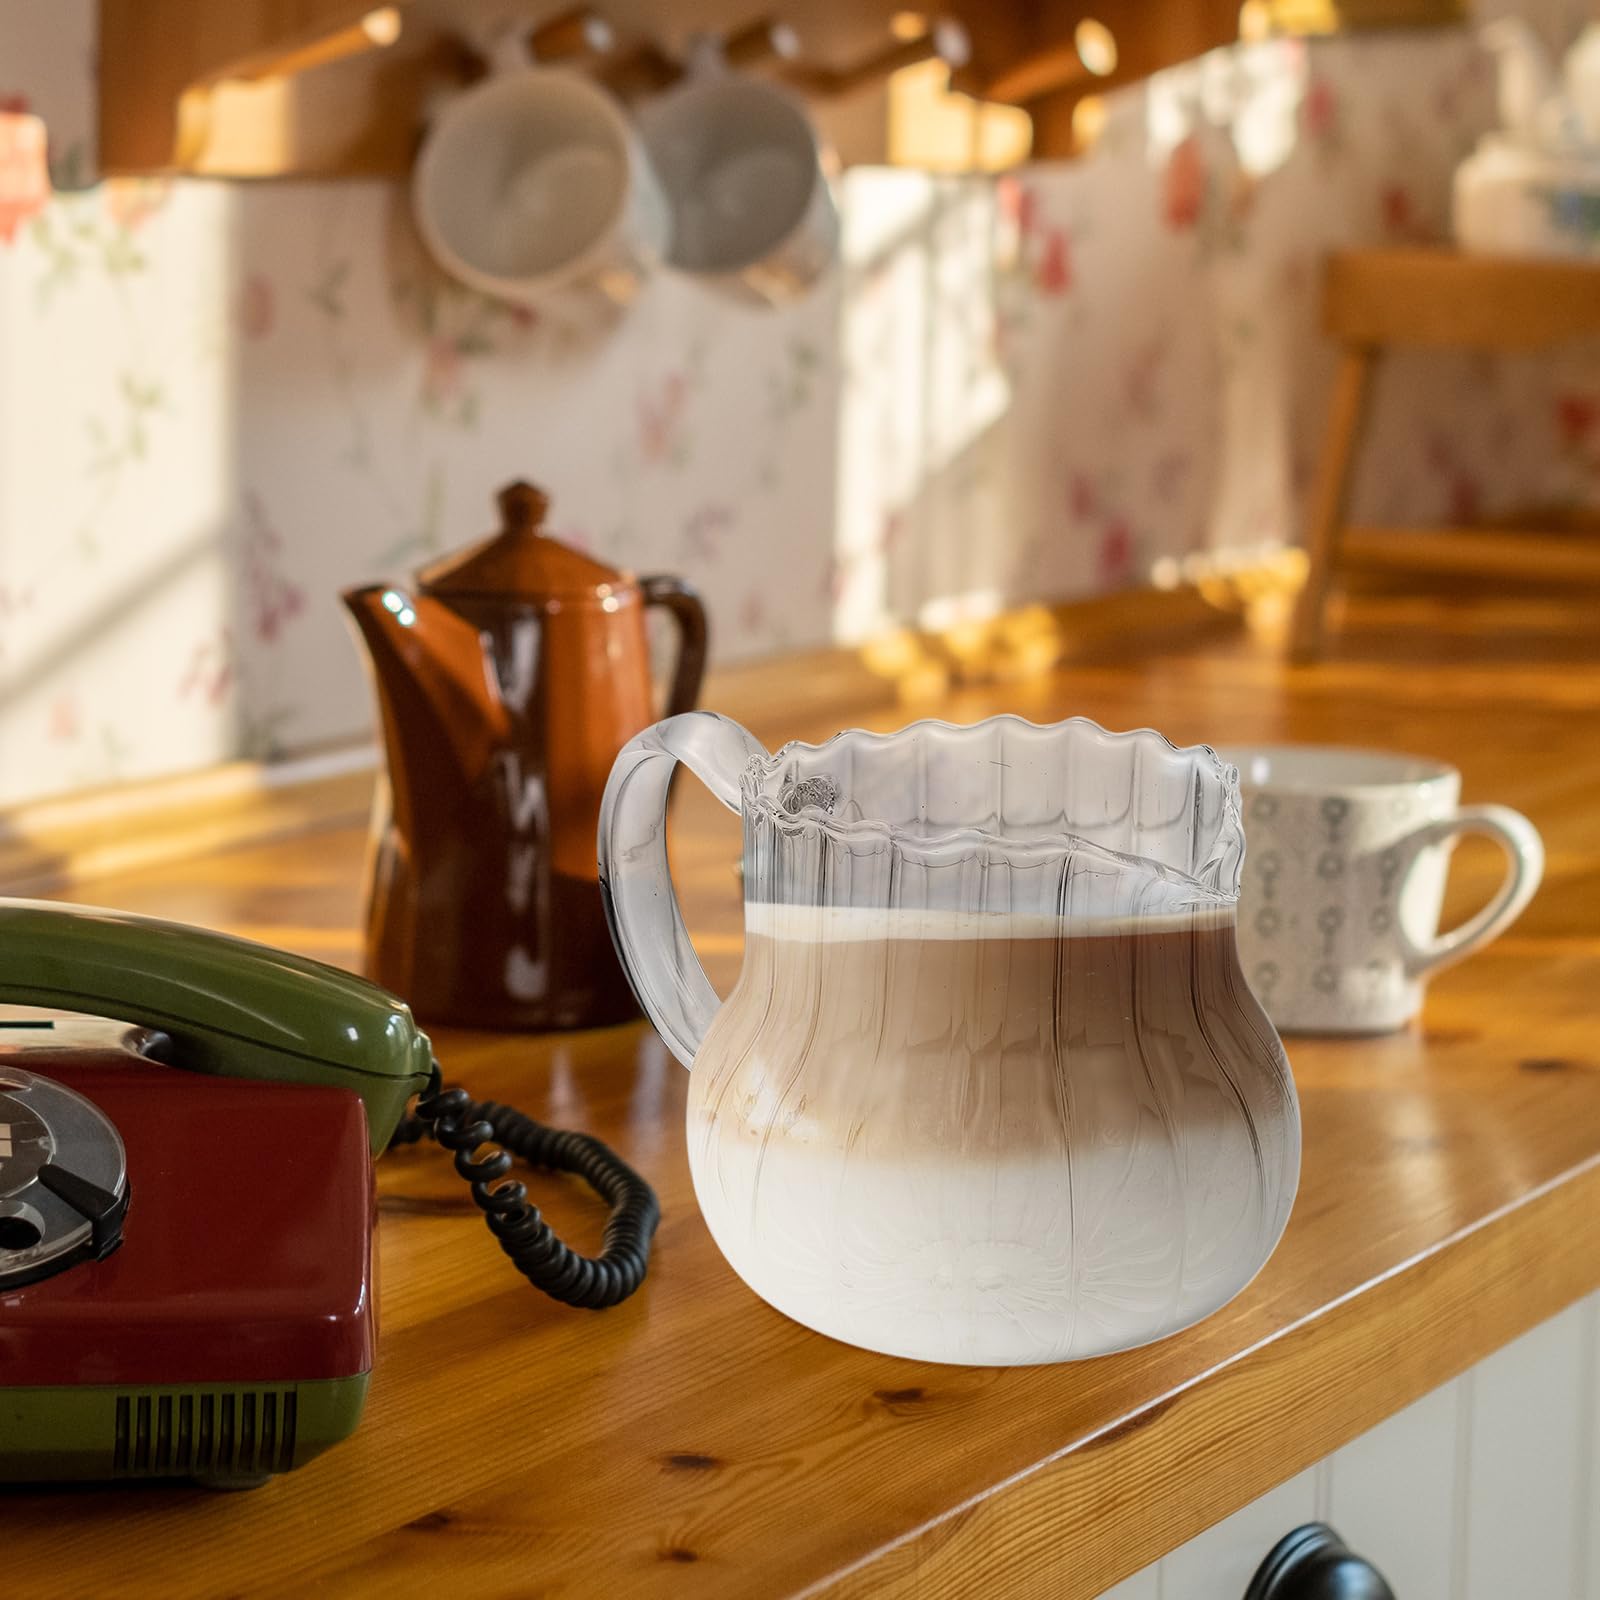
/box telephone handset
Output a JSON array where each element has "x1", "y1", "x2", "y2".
[{"x1": 0, "y1": 898, "x2": 659, "y2": 1309}]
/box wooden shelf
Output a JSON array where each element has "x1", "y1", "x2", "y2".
[
  {"x1": 93, "y1": 0, "x2": 1478, "y2": 176},
  {"x1": 97, "y1": 0, "x2": 463, "y2": 176},
  {"x1": 95, "y1": 0, "x2": 1001, "y2": 178}
]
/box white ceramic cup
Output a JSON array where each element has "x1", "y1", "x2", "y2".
[
  {"x1": 412, "y1": 67, "x2": 669, "y2": 307},
  {"x1": 1220, "y1": 746, "x2": 1544, "y2": 1035},
  {"x1": 634, "y1": 57, "x2": 837, "y2": 306}
]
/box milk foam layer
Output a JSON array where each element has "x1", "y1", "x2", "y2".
[{"x1": 742, "y1": 901, "x2": 1235, "y2": 942}]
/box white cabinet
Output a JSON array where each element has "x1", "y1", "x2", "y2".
[
  {"x1": 1157, "y1": 1470, "x2": 1319, "y2": 1598},
  {"x1": 1099, "y1": 1567, "x2": 1161, "y2": 1599},
  {"x1": 1102, "y1": 1290, "x2": 1600, "y2": 1598},
  {"x1": 1459, "y1": 1304, "x2": 1593, "y2": 1599},
  {"x1": 1324, "y1": 1380, "x2": 1457, "y2": 1597}
]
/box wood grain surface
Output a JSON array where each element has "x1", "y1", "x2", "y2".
[
  {"x1": 1323, "y1": 248, "x2": 1600, "y2": 350},
  {"x1": 5, "y1": 581, "x2": 1599, "y2": 1599}
]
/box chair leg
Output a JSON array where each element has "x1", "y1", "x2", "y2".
[{"x1": 1292, "y1": 345, "x2": 1376, "y2": 661}]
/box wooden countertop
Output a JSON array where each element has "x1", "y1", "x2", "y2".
[{"x1": 7, "y1": 582, "x2": 1600, "y2": 1598}]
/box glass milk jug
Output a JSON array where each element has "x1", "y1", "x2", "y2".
[{"x1": 600, "y1": 713, "x2": 1300, "y2": 1365}]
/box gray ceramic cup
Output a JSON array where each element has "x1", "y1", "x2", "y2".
[
  {"x1": 634, "y1": 56, "x2": 837, "y2": 307},
  {"x1": 1219, "y1": 747, "x2": 1543, "y2": 1035}
]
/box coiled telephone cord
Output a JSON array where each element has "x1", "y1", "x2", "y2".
[{"x1": 389, "y1": 1073, "x2": 659, "y2": 1309}]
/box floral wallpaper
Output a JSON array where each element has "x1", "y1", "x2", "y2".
[
  {"x1": 0, "y1": 165, "x2": 840, "y2": 793},
  {"x1": 0, "y1": 2, "x2": 1596, "y2": 805}
]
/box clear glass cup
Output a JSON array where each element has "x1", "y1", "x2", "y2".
[{"x1": 600, "y1": 713, "x2": 1300, "y2": 1365}]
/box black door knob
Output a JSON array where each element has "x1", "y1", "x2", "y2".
[{"x1": 1245, "y1": 1523, "x2": 1397, "y2": 1599}]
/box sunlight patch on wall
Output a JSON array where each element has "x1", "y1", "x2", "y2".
[
  {"x1": 0, "y1": 180, "x2": 238, "y2": 800},
  {"x1": 1146, "y1": 38, "x2": 1310, "y2": 176},
  {"x1": 832, "y1": 170, "x2": 1013, "y2": 645}
]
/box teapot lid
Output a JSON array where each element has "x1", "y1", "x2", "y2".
[{"x1": 416, "y1": 480, "x2": 628, "y2": 600}]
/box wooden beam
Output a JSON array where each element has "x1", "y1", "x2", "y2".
[
  {"x1": 1258, "y1": 0, "x2": 1466, "y2": 30},
  {"x1": 972, "y1": 38, "x2": 1095, "y2": 106},
  {"x1": 782, "y1": 17, "x2": 971, "y2": 99},
  {"x1": 1012, "y1": 0, "x2": 1241, "y2": 153}
]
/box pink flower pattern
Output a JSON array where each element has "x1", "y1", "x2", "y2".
[
  {"x1": 1034, "y1": 229, "x2": 1073, "y2": 297},
  {"x1": 178, "y1": 637, "x2": 236, "y2": 707},
  {"x1": 1097, "y1": 517, "x2": 1137, "y2": 586},
  {"x1": 0, "y1": 112, "x2": 49, "y2": 245},
  {"x1": 103, "y1": 179, "x2": 170, "y2": 233},
  {"x1": 1123, "y1": 340, "x2": 1167, "y2": 423},
  {"x1": 638, "y1": 372, "x2": 691, "y2": 466},
  {"x1": 237, "y1": 273, "x2": 274, "y2": 340},
  {"x1": 1379, "y1": 183, "x2": 1440, "y2": 244},
  {"x1": 239, "y1": 492, "x2": 307, "y2": 645},
  {"x1": 421, "y1": 336, "x2": 464, "y2": 410},
  {"x1": 1151, "y1": 451, "x2": 1190, "y2": 502},
  {"x1": 681, "y1": 504, "x2": 735, "y2": 563},
  {"x1": 1163, "y1": 137, "x2": 1206, "y2": 233},
  {"x1": 1069, "y1": 473, "x2": 1097, "y2": 521},
  {"x1": 739, "y1": 590, "x2": 767, "y2": 636},
  {"x1": 1303, "y1": 78, "x2": 1339, "y2": 143},
  {"x1": 998, "y1": 176, "x2": 1038, "y2": 237},
  {"x1": 47, "y1": 695, "x2": 80, "y2": 743}
]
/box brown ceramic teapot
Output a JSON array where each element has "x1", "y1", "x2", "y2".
[{"x1": 343, "y1": 480, "x2": 707, "y2": 1030}]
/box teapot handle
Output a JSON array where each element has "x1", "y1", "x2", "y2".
[
  {"x1": 640, "y1": 576, "x2": 709, "y2": 718},
  {"x1": 598, "y1": 711, "x2": 768, "y2": 1068}
]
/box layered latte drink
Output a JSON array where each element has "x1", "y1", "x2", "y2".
[
  {"x1": 691, "y1": 901, "x2": 1294, "y2": 1365},
  {"x1": 601, "y1": 711, "x2": 1301, "y2": 1364}
]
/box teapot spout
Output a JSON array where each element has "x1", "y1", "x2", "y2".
[{"x1": 342, "y1": 586, "x2": 511, "y2": 812}]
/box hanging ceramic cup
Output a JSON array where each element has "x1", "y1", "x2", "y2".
[
  {"x1": 635, "y1": 41, "x2": 838, "y2": 307},
  {"x1": 412, "y1": 30, "x2": 669, "y2": 308}
]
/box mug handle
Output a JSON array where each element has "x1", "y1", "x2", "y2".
[
  {"x1": 640, "y1": 575, "x2": 709, "y2": 718},
  {"x1": 1397, "y1": 804, "x2": 1544, "y2": 979},
  {"x1": 598, "y1": 711, "x2": 768, "y2": 1068}
]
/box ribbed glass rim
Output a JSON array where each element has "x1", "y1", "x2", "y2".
[{"x1": 738, "y1": 714, "x2": 1244, "y2": 900}]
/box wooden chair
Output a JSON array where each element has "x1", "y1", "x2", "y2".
[{"x1": 1293, "y1": 248, "x2": 1600, "y2": 660}]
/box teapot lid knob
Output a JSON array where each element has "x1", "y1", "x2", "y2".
[
  {"x1": 497, "y1": 480, "x2": 550, "y2": 534},
  {"x1": 417, "y1": 476, "x2": 624, "y2": 598}
]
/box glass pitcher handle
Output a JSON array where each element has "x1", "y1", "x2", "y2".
[
  {"x1": 598, "y1": 711, "x2": 769, "y2": 1068},
  {"x1": 640, "y1": 576, "x2": 709, "y2": 718}
]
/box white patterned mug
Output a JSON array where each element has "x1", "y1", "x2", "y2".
[{"x1": 1219, "y1": 747, "x2": 1544, "y2": 1035}]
